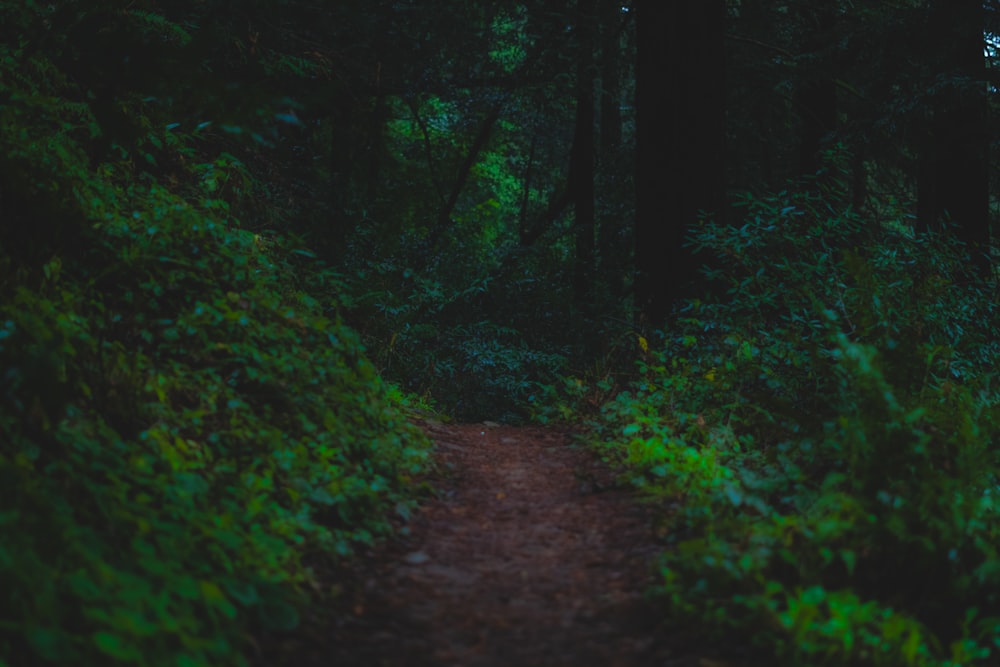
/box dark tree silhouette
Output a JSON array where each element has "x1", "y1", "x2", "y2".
[
  {"x1": 917, "y1": 0, "x2": 990, "y2": 267},
  {"x1": 634, "y1": 0, "x2": 726, "y2": 325},
  {"x1": 571, "y1": 0, "x2": 597, "y2": 315},
  {"x1": 795, "y1": 4, "x2": 838, "y2": 178}
]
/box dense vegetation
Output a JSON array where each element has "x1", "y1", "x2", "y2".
[
  {"x1": 3, "y1": 1, "x2": 1000, "y2": 665},
  {"x1": 573, "y1": 170, "x2": 1000, "y2": 665},
  {"x1": 0, "y1": 4, "x2": 430, "y2": 666}
]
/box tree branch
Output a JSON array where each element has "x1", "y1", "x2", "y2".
[{"x1": 405, "y1": 96, "x2": 446, "y2": 205}]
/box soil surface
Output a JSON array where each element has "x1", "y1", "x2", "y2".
[{"x1": 263, "y1": 422, "x2": 696, "y2": 667}]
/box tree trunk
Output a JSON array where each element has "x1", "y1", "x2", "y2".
[
  {"x1": 598, "y1": 0, "x2": 622, "y2": 156},
  {"x1": 917, "y1": 0, "x2": 989, "y2": 268},
  {"x1": 797, "y1": 79, "x2": 836, "y2": 177},
  {"x1": 596, "y1": 0, "x2": 627, "y2": 304},
  {"x1": 795, "y1": 7, "x2": 837, "y2": 178},
  {"x1": 635, "y1": 0, "x2": 726, "y2": 325},
  {"x1": 571, "y1": 0, "x2": 597, "y2": 316}
]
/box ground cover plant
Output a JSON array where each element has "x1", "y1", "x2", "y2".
[
  {"x1": 0, "y1": 6, "x2": 430, "y2": 666},
  {"x1": 583, "y1": 174, "x2": 1000, "y2": 665}
]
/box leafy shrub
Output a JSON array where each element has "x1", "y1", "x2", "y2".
[
  {"x1": 0, "y1": 7, "x2": 429, "y2": 667},
  {"x1": 346, "y1": 254, "x2": 568, "y2": 422},
  {"x1": 589, "y1": 178, "x2": 1000, "y2": 665}
]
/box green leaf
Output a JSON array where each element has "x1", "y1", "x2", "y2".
[
  {"x1": 93, "y1": 631, "x2": 141, "y2": 660},
  {"x1": 26, "y1": 627, "x2": 64, "y2": 660},
  {"x1": 176, "y1": 653, "x2": 208, "y2": 667},
  {"x1": 841, "y1": 549, "x2": 856, "y2": 576},
  {"x1": 201, "y1": 580, "x2": 237, "y2": 619},
  {"x1": 225, "y1": 581, "x2": 259, "y2": 606}
]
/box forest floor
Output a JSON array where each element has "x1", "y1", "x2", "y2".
[{"x1": 261, "y1": 421, "x2": 698, "y2": 667}]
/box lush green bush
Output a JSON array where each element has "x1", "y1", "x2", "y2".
[
  {"x1": 344, "y1": 250, "x2": 569, "y2": 422},
  {"x1": 0, "y1": 6, "x2": 429, "y2": 666},
  {"x1": 587, "y1": 179, "x2": 1000, "y2": 665}
]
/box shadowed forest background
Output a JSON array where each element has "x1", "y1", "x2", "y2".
[{"x1": 5, "y1": 0, "x2": 1000, "y2": 665}]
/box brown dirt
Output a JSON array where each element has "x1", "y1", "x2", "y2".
[{"x1": 262, "y1": 422, "x2": 697, "y2": 667}]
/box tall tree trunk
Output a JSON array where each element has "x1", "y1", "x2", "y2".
[
  {"x1": 598, "y1": 0, "x2": 622, "y2": 156},
  {"x1": 596, "y1": 0, "x2": 626, "y2": 303},
  {"x1": 918, "y1": 0, "x2": 989, "y2": 269},
  {"x1": 635, "y1": 0, "x2": 726, "y2": 325},
  {"x1": 796, "y1": 79, "x2": 836, "y2": 177},
  {"x1": 795, "y1": 7, "x2": 837, "y2": 178},
  {"x1": 571, "y1": 0, "x2": 596, "y2": 316}
]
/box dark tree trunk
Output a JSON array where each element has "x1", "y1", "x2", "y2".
[
  {"x1": 635, "y1": 0, "x2": 726, "y2": 325},
  {"x1": 598, "y1": 0, "x2": 622, "y2": 156},
  {"x1": 917, "y1": 0, "x2": 990, "y2": 268},
  {"x1": 596, "y1": 0, "x2": 626, "y2": 303},
  {"x1": 571, "y1": 0, "x2": 597, "y2": 315},
  {"x1": 326, "y1": 94, "x2": 360, "y2": 252},
  {"x1": 797, "y1": 80, "x2": 837, "y2": 176},
  {"x1": 795, "y1": 7, "x2": 837, "y2": 178}
]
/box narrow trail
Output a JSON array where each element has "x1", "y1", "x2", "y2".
[{"x1": 269, "y1": 422, "x2": 693, "y2": 666}]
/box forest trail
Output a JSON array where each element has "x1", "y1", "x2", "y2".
[{"x1": 269, "y1": 422, "x2": 693, "y2": 667}]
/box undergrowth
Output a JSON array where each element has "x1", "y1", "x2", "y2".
[
  {"x1": 580, "y1": 180, "x2": 1000, "y2": 665},
  {"x1": 344, "y1": 246, "x2": 569, "y2": 423},
  {"x1": 0, "y1": 7, "x2": 430, "y2": 666}
]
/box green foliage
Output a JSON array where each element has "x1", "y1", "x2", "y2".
[
  {"x1": 336, "y1": 89, "x2": 576, "y2": 421},
  {"x1": 346, "y1": 252, "x2": 568, "y2": 421},
  {"x1": 588, "y1": 177, "x2": 1000, "y2": 665},
  {"x1": 0, "y1": 6, "x2": 429, "y2": 667}
]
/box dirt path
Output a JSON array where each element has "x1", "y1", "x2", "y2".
[{"x1": 267, "y1": 422, "x2": 690, "y2": 666}]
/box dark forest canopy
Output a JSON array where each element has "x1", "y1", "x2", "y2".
[{"x1": 4, "y1": 1, "x2": 1000, "y2": 665}]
